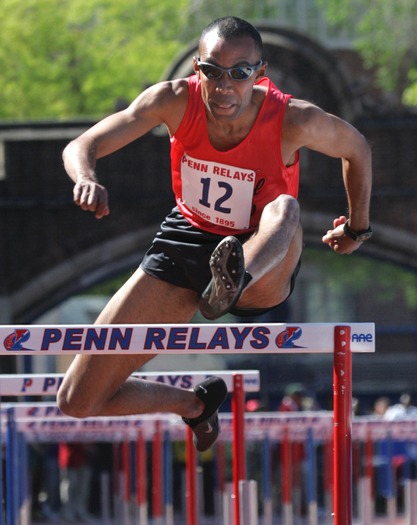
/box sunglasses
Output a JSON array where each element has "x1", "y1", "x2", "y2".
[{"x1": 195, "y1": 57, "x2": 263, "y2": 81}]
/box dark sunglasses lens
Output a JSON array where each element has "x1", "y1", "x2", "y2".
[
  {"x1": 230, "y1": 67, "x2": 252, "y2": 80},
  {"x1": 200, "y1": 64, "x2": 222, "y2": 79}
]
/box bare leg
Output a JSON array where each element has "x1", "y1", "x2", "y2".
[
  {"x1": 237, "y1": 194, "x2": 303, "y2": 309},
  {"x1": 198, "y1": 194, "x2": 303, "y2": 319},
  {"x1": 57, "y1": 268, "x2": 205, "y2": 420}
]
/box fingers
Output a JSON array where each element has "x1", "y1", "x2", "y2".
[
  {"x1": 333, "y1": 215, "x2": 347, "y2": 229},
  {"x1": 322, "y1": 222, "x2": 344, "y2": 244},
  {"x1": 322, "y1": 234, "x2": 344, "y2": 253},
  {"x1": 322, "y1": 217, "x2": 358, "y2": 254},
  {"x1": 73, "y1": 180, "x2": 110, "y2": 219},
  {"x1": 323, "y1": 236, "x2": 356, "y2": 254}
]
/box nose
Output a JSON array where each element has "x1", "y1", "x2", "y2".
[{"x1": 215, "y1": 72, "x2": 233, "y2": 92}]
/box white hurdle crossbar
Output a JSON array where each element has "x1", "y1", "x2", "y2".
[
  {"x1": 0, "y1": 370, "x2": 260, "y2": 397},
  {"x1": 0, "y1": 322, "x2": 374, "y2": 354},
  {"x1": 0, "y1": 322, "x2": 375, "y2": 525}
]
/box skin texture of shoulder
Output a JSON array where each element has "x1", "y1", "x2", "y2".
[
  {"x1": 126, "y1": 78, "x2": 190, "y2": 137},
  {"x1": 282, "y1": 98, "x2": 370, "y2": 168}
]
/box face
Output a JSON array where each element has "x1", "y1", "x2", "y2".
[{"x1": 194, "y1": 32, "x2": 267, "y2": 122}]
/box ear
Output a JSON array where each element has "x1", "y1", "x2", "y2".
[
  {"x1": 192, "y1": 56, "x2": 199, "y2": 75},
  {"x1": 256, "y1": 61, "x2": 268, "y2": 80}
]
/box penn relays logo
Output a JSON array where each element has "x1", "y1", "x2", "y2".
[
  {"x1": 275, "y1": 327, "x2": 304, "y2": 348},
  {"x1": 4, "y1": 329, "x2": 33, "y2": 351}
]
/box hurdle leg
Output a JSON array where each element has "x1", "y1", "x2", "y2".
[
  {"x1": 152, "y1": 421, "x2": 163, "y2": 525},
  {"x1": 100, "y1": 471, "x2": 111, "y2": 525},
  {"x1": 223, "y1": 482, "x2": 235, "y2": 525},
  {"x1": 239, "y1": 479, "x2": 258, "y2": 525},
  {"x1": 135, "y1": 431, "x2": 147, "y2": 525},
  {"x1": 384, "y1": 433, "x2": 397, "y2": 525},
  {"x1": 19, "y1": 435, "x2": 30, "y2": 525},
  {"x1": 185, "y1": 425, "x2": 198, "y2": 525},
  {"x1": 121, "y1": 440, "x2": 132, "y2": 525},
  {"x1": 358, "y1": 428, "x2": 374, "y2": 525},
  {"x1": 292, "y1": 441, "x2": 302, "y2": 519},
  {"x1": 323, "y1": 434, "x2": 333, "y2": 525},
  {"x1": 232, "y1": 373, "x2": 246, "y2": 525},
  {"x1": 404, "y1": 460, "x2": 417, "y2": 525},
  {"x1": 281, "y1": 426, "x2": 293, "y2": 525},
  {"x1": 306, "y1": 428, "x2": 318, "y2": 525},
  {"x1": 112, "y1": 443, "x2": 119, "y2": 525},
  {"x1": 358, "y1": 477, "x2": 373, "y2": 525},
  {"x1": 262, "y1": 435, "x2": 273, "y2": 525},
  {"x1": 215, "y1": 440, "x2": 225, "y2": 520},
  {"x1": 163, "y1": 430, "x2": 174, "y2": 525},
  {"x1": 6, "y1": 408, "x2": 18, "y2": 525},
  {"x1": 333, "y1": 326, "x2": 352, "y2": 525}
]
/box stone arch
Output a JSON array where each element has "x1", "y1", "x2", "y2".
[
  {"x1": 11, "y1": 226, "x2": 158, "y2": 323},
  {"x1": 15, "y1": 210, "x2": 417, "y2": 323}
]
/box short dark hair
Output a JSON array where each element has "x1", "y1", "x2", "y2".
[{"x1": 199, "y1": 16, "x2": 263, "y2": 57}]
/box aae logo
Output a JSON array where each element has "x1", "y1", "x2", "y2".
[
  {"x1": 4, "y1": 329, "x2": 33, "y2": 351},
  {"x1": 351, "y1": 333, "x2": 373, "y2": 343},
  {"x1": 276, "y1": 327, "x2": 304, "y2": 348}
]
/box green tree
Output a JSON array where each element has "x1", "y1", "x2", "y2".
[
  {"x1": 0, "y1": 0, "x2": 188, "y2": 119},
  {"x1": 318, "y1": 0, "x2": 417, "y2": 106}
]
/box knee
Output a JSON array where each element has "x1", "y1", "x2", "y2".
[
  {"x1": 57, "y1": 382, "x2": 96, "y2": 419},
  {"x1": 265, "y1": 194, "x2": 300, "y2": 226}
]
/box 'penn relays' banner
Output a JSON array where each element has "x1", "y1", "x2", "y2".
[
  {"x1": 0, "y1": 370, "x2": 260, "y2": 396},
  {"x1": 0, "y1": 323, "x2": 375, "y2": 355}
]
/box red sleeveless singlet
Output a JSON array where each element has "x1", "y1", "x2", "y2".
[{"x1": 170, "y1": 75, "x2": 299, "y2": 235}]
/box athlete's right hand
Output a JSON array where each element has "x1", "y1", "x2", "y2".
[{"x1": 73, "y1": 179, "x2": 110, "y2": 219}]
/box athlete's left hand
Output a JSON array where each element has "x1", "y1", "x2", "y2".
[{"x1": 322, "y1": 215, "x2": 361, "y2": 254}]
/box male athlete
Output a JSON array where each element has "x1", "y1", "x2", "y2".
[{"x1": 58, "y1": 16, "x2": 372, "y2": 451}]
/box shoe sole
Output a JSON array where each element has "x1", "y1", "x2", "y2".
[{"x1": 199, "y1": 236, "x2": 245, "y2": 319}]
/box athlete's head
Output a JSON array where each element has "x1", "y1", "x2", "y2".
[
  {"x1": 194, "y1": 17, "x2": 267, "y2": 122},
  {"x1": 199, "y1": 16, "x2": 263, "y2": 59}
]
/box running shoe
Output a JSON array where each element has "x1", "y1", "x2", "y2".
[
  {"x1": 199, "y1": 236, "x2": 246, "y2": 320},
  {"x1": 182, "y1": 376, "x2": 228, "y2": 452}
]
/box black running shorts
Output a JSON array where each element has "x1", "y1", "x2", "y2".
[{"x1": 140, "y1": 207, "x2": 300, "y2": 317}]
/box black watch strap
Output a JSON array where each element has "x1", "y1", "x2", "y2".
[{"x1": 343, "y1": 219, "x2": 373, "y2": 242}]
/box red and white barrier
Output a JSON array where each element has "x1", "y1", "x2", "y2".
[
  {"x1": 0, "y1": 322, "x2": 375, "y2": 355},
  {"x1": 0, "y1": 322, "x2": 376, "y2": 525},
  {"x1": 0, "y1": 369, "x2": 260, "y2": 396}
]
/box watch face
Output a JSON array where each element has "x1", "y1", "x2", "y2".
[
  {"x1": 356, "y1": 232, "x2": 372, "y2": 242},
  {"x1": 344, "y1": 222, "x2": 372, "y2": 242}
]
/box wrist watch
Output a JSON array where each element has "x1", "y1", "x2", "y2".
[{"x1": 343, "y1": 219, "x2": 373, "y2": 242}]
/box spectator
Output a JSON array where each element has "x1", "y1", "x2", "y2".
[
  {"x1": 59, "y1": 442, "x2": 95, "y2": 522},
  {"x1": 373, "y1": 396, "x2": 391, "y2": 417},
  {"x1": 384, "y1": 392, "x2": 417, "y2": 420},
  {"x1": 278, "y1": 383, "x2": 306, "y2": 412}
]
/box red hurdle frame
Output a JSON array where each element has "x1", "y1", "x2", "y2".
[
  {"x1": 230, "y1": 326, "x2": 354, "y2": 525},
  {"x1": 184, "y1": 326, "x2": 354, "y2": 525}
]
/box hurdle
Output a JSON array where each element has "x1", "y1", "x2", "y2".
[
  {"x1": 352, "y1": 416, "x2": 417, "y2": 525},
  {"x1": 0, "y1": 368, "x2": 260, "y2": 525},
  {"x1": 8, "y1": 410, "x2": 417, "y2": 525},
  {"x1": 0, "y1": 322, "x2": 375, "y2": 525}
]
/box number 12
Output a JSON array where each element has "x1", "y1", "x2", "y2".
[{"x1": 199, "y1": 177, "x2": 232, "y2": 214}]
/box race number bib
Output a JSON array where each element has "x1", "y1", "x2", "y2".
[{"x1": 180, "y1": 154, "x2": 255, "y2": 230}]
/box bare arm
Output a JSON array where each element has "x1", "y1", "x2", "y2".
[
  {"x1": 63, "y1": 79, "x2": 188, "y2": 218},
  {"x1": 283, "y1": 99, "x2": 372, "y2": 254}
]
